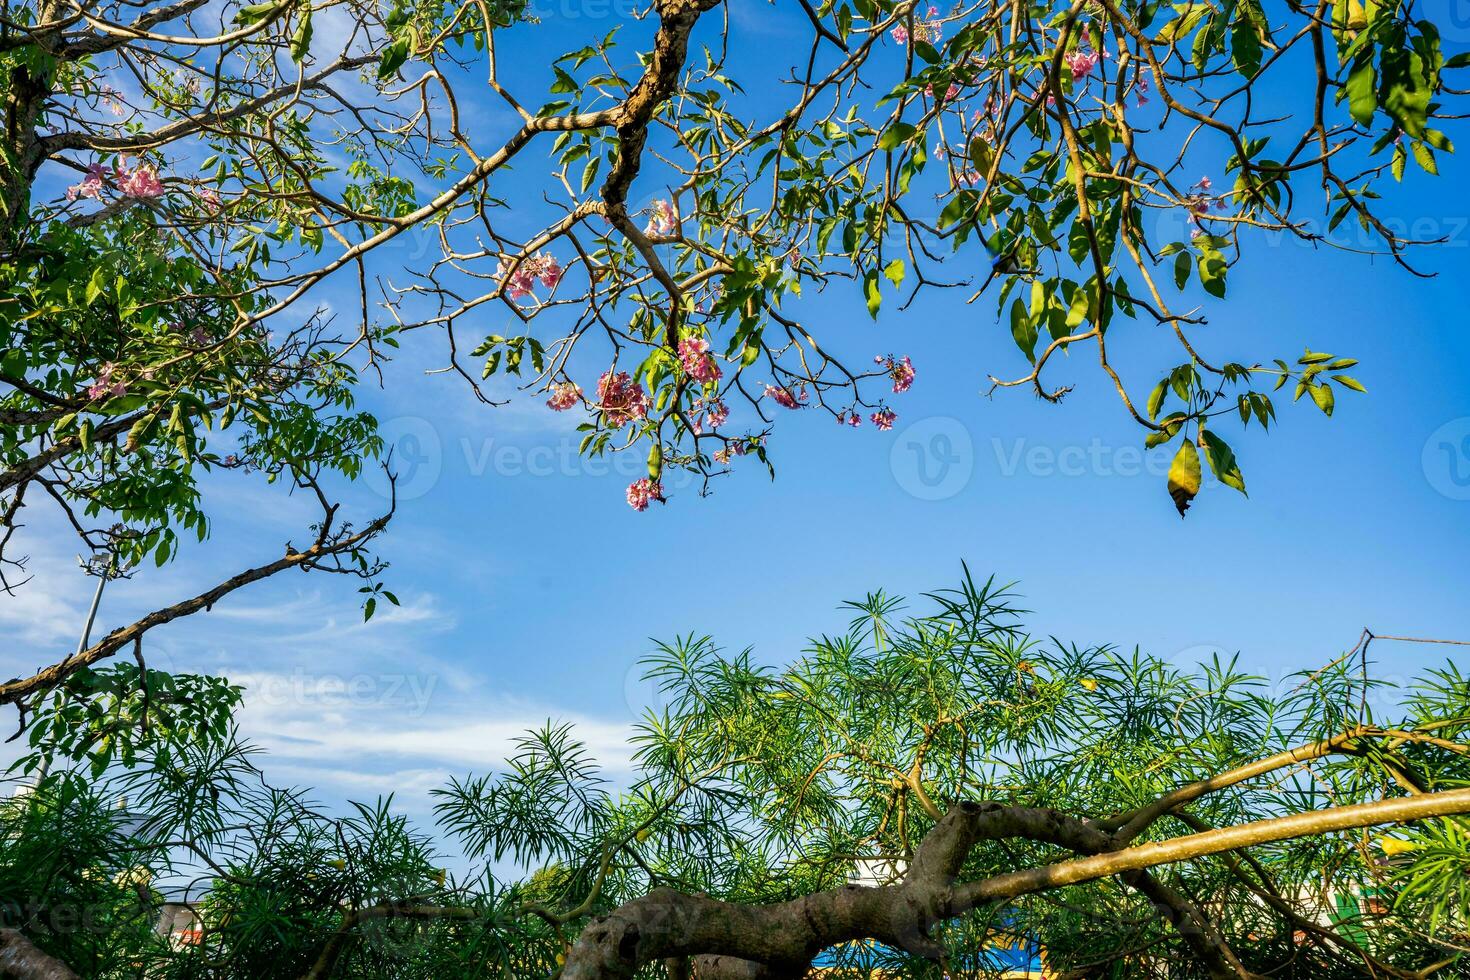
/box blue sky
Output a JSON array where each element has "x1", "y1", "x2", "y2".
[{"x1": 6, "y1": 3, "x2": 1470, "y2": 837}]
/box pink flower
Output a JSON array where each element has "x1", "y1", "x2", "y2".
[
  {"x1": 1197, "y1": 175, "x2": 1213, "y2": 192},
  {"x1": 66, "y1": 163, "x2": 107, "y2": 202},
  {"x1": 880, "y1": 354, "x2": 915, "y2": 393},
  {"x1": 626, "y1": 478, "x2": 663, "y2": 512},
  {"x1": 870, "y1": 408, "x2": 897, "y2": 431},
  {"x1": 678, "y1": 336, "x2": 722, "y2": 383},
  {"x1": 86, "y1": 363, "x2": 126, "y2": 400},
  {"x1": 546, "y1": 381, "x2": 582, "y2": 411},
  {"x1": 764, "y1": 384, "x2": 806, "y2": 409},
  {"x1": 644, "y1": 199, "x2": 678, "y2": 237},
  {"x1": 596, "y1": 371, "x2": 649, "y2": 428},
  {"x1": 100, "y1": 85, "x2": 126, "y2": 117},
  {"x1": 837, "y1": 410, "x2": 862, "y2": 427},
  {"x1": 891, "y1": 24, "x2": 909, "y2": 44},
  {"x1": 693, "y1": 397, "x2": 729, "y2": 432},
  {"x1": 497, "y1": 252, "x2": 562, "y2": 301},
  {"x1": 1066, "y1": 50, "x2": 1100, "y2": 81},
  {"x1": 117, "y1": 163, "x2": 164, "y2": 198},
  {"x1": 196, "y1": 185, "x2": 221, "y2": 211}
]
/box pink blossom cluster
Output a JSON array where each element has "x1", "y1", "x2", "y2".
[
  {"x1": 100, "y1": 85, "x2": 126, "y2": 117},
  {"x1": 1067, "y1": 25, "x2": 1109, "y2": 81},
  {"x1": 1134, "y1": 73, "x2": 1150, "y2": 107},
  {"x1": 196, "y1": 185, "x2": 222, "y2": 211},
  {"x1": 546, "y1": 380, "x2": 582, "y2": 411},
  {"x1": 702, "y1": 399, "x2": 729, "y2": 428},
  {"x1": 836, "y1": 410, "x2": 862, "y2": 428},
  {"x1": 119, "y1": 163, "x2": 164, "y2": 198},
  {"x1": 877, "y1": 354, "x2": 915, "y2": 393},
  {"x1": 67, "y1": 161, "x2": 164, "y2": 202},
  {"x1": 870, "y1": 408, "x2": 898, "y2": 431},
  {"x1": 87, "y1": 363, "x2": 126, "y2": 400},
  {"x1": 689, "y1": 396, "x2": 729, "y2": 434},
  {"x1": 626, "y1": 478, "x2": 663, "y2": 512},
  {"x1": 925, "y1": 82, "x2": 962, "y2": 102},
  {"x1": 66, "y1": 164, "x2": 108, "y2": 201},
  {"x1": 596, "y1": 371, "x2": 649, "y2": 428},
  {"x1": 891, "y1": 7, "x2": 943, "y2": 45},
  {"x1": 497, "y1": 252, "x2": 563, "y2": 301},
  {"x1": 678, "y1": 336, "x2": 722, "y2": 383},
  {"x1": 644, "y1": 199, "x2": 678, "y2": 237},
  {"x1": 1067, "y1": 49, "x2": 1101, "y2": 81},
  {"x1": 1185, "y1": 176, "x2": 1229, "y2": 238},
  {"x1": 712, "y1": 437, "x2": 758, "y2": 465},
  {"x1": 764, "y1": 384, "x2": 807, "y2": 409}
]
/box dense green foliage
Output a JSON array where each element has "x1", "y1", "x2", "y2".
[{"x1": 5, "y1": 575, "x2": 1469, "y2": 977}]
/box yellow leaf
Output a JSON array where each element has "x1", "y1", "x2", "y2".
[{"x1": 1167, "y1": 440, "x2": 1201, "y2": 517}]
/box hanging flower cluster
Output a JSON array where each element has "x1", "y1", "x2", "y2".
[
  {"x1": 1066, "y1": 26, "x2": 1109, "y2": 81},
  {"x1": 497, "y1": 252, "x2": 563, "y2": 301},
  {"x1": 678, "y1": 336, "x2": 722, "y2": 383},
  {"x1": 626, "y1": 478, "x2": 663, "y2": 512},
  {"x1": 878, "y1": 354, "x2": 915, "y2": 393},
  {"x1": 66, "y1": 160, "x2": 165, "y2": 201},
  {"x1": 870, "y1": 408, "x2": 898, "y2": 431},
  {"x1": 764, "y1": 384, "x2": 808, "y2": 409},
  {"x1": 596, "y1": 371, "x2": 649, "y2": 428},
  {"x1": 712, "y1": 436, "x2": 760, "y2": 466},
  {"x1": 86, "y1": 363, "x2": 126, "y2": 400},
  {"x1": 546, "y1": 381, "x2": 582, "y2": 411},
  {"x1": 1185, "y1": 176, "x2": 1229, "y2": 238},
  {"x1": 891, "y1": 7, "x2": 942, "y2": 46},
  {"x1": 689, "y1": 396, "x2": 729, "y2": 434},
  {"x1": 644, "y1": 199, "x2": 678, "y2": 237}
]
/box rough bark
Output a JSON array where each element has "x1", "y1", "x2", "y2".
[
  {"x1": 561, "y1": 790, "x2": 1470, "y2": 979},
  {"x1": 0, "y1": 929, "x2": 78, "y2": 980}
]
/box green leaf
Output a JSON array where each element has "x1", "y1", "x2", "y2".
[
  {"x1": 1200, "y1": 429, "x2": 1246, "y2": 495},
  {"x1": 1197, "y1": 244, "x2": 1227, "y2": 298},
  {"x1": 1010, "y1": 298, "x2": 1037, "y2": 363},
  {"x1": 864, "y1": 269, "x2": 882, "y2": 319},
  {"x1": 1167, "y1": 439, "x2": 1202, "y2": 517},
  {"x1": 1309, "y1": 382, "x2": 1335, "y2": 416},
  {"x1": 883, "y1": 259, "x2": 906, "y2": 287},
  {"x1": 1345, "y1": 53, "x2": 1377, "y2": 127},
  {"x1": 290, "y1": 2, "x2": 313, "y2": 62},
  {"x1": 1147, "y1": 380, "x2": 1168, "y2": 420},
  {"x1": 1230, "y1": 17, "x2": 1261, "y2": 78},
  {"x1": 1410, "y1": 140, "x2": 1438, "y2": 175},
  {"x1": 1173, "y1": 251, "x2": 1191, "y2": 289},
  {"x1": 1332, "y1": 374, "x2": 1367, "y2": 393},
  {"x1": 378, "y1": 37, "x2": 410, "y2": 80},
  {"x1": 877, "y1": 122, "x2": 916, "y2": 151},
  {"x1": 234, "y1": 1, "x2": 279, "y2": 25},
  {"x1": 85, "y1": 266, "x2": 107, "y2": 306}
]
